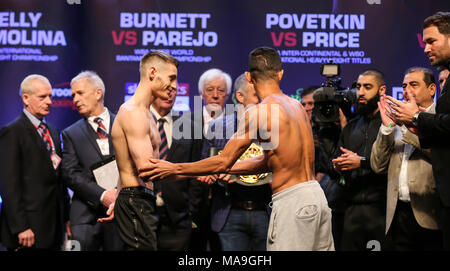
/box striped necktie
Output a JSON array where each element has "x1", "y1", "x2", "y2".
[
  {"x1": 94, "y1": 117, "x2": 108, "y2": 139},
  {"x1": 158, "y1": 118, "x2": 168, "y2": 160},
  {"x1": 37, "y1": 122, "x2": 52, "y2": 153}
]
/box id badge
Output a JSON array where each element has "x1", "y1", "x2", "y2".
[
  {"x1": 50, "y1": 153, "x2": 62, "y2": 170},
  {"x1": 96, "y1": 138, "x2": 110, "y2": 156}
]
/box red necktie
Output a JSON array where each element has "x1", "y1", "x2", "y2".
[
  {"x1": 37, "y1": 122, "x2": 52, "y2": 153},
  {"x1": 94, "y1": 117, "x2": 108, "y2": 139}
]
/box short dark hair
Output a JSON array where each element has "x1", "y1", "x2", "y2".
[
  {"x1": 437, "y1": 65, "x2": 449, "y2": 72},
  {"x1": 248, "y1": 47, "x2": 282, "y2": 82},
  {"x1": 404, "y1": 66, "x2": 436, "y2": 87},
  {"x1": 139, "y1": 50, "x2": 179, "y2": 75},
  {"x1": 301, "y1": 86, "x2": 320, "y2": 98},
  {"x1": 423, "y1": 12, "x2": 450, "y2": 34},
  {"x1": 359, "y1": 69, "x2": 386, "y2": 86}
]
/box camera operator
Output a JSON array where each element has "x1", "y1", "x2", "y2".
[
  {"x1": 300, "y1": 86, "x2": 319, "y2": 122},
  {"x1": 332, "y1": 69, "x2": 388, "y2": 251},
  {"x1": 302, "y1": 83, "x2": 348, "y2": 250}
]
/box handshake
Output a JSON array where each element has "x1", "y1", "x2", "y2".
[{"x1": 196, "y1": 174, "x2": 237, "y2": 185}]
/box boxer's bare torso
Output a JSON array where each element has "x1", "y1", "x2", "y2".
[
  {"x1": 112, "y1": 99, "x2": 160, "y2": 191},
  {"x1": 256, "y1": 93, "x2": 314, "y2": 194}
]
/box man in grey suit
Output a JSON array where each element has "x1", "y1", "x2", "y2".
[
  {"x1": 371, "y1": 67, "x2": 442, "y2": 250},
  {"x1": 62, "y1": 71, "x2": 124, "y2": 251}
]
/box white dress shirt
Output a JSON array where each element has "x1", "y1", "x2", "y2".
[
  {"x1": 380, "y1": 103, "x2": 434, "y2": 202},
  {"x1": 87, "y1": 107, "x2": 110, "y2": 134},
  {"x1": 87, "y1": 108, "x2": 110, "y2": 203},
  {"x1": 150, "y1": 106, "x2": 173, "y2": 148},
  {"x1": 203, "y1": 106, "x2": 224, "y2": 135}
]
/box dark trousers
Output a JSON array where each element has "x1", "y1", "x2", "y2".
[
  {"x1": 157, "y1": 224, "x2": 191, "y2": 251},
  {"x1": 71, "y1": 221, "x2": 125, "y2": 251},
  {"x1": 331, "y1": 210, "x2": 345, "y2": 251},
  {"x1": 341, "y1": 203, "x2": 386, "y2": 251},
  {"x1": 156, "y1": 206, "x2": 191, "y2": 251},
  {"x1": 189, "y1": 221, "x2": 221, "y2": 251},
  {"x1": 440, "y1": 205, "x2": 450, "y2": 251},
  {"x1": 388, "y1": 200, "x2": 442, "y2": 251},
  {"x1": 189, "y1": 198, "x2": 221, "y2": 251}
]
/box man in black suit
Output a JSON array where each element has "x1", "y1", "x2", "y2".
[
  {"x1": 61, "y1": 71, "x2": 124, "y2": 251},
  {"x1": 0, "y1": 74, "x2": 69, "y2": 250},
  {"x1": 438, "y1": 66, "x2": 449, "y2": 90},
  {"x1": 385, "y1": 11, "x2": 450, "y2": 250},
  {"x1": 150, "y1": 88, "x2": 202, "y2": 251}
]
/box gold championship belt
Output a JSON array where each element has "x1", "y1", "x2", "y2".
[
  {"x1": 236, "y1": 143, "x2": 269, "y2": 184},
  {"x1": 212, "y1": 143, "x2": 272, "y2": 186}
]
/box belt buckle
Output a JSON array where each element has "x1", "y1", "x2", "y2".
[{"x1": 243, "y1": 201, "x2": 254, "y2": 211}]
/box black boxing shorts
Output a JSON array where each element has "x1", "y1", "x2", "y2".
[{"x1": 114, "y1": 186, "x2": 159, "y2": 251}]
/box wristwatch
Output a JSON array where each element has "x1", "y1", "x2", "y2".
[{"x1": 412, "y1": 111, "x2": 420, "y2": 127}]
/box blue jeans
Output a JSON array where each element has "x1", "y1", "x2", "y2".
[{"x1": 218, "y1": 208, "x2": 269, "y2": 251}]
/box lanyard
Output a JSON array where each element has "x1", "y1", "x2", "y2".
[{"x1": 33, "y1": 123, "x2": 55, "y2": 153}]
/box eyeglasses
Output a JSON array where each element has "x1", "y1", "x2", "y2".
[{"x1": 204, "y1": 87, "x2": 227, "y2": 97}]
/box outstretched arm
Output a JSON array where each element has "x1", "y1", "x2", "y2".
[
  {"x1": 228, "y1": 154, "x2": 270, "y2": 175},
  {"x1": 139, "y1": 105, "x2": 263, "y2": 180},
  {"x1": 140, "y1": 137, "x2": 253, "y2": 180}
]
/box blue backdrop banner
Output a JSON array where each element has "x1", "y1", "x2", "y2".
[{"x1": 0, "y1": 0, "x2": 449, "y2": 130}]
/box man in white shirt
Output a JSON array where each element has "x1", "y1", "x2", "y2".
[
  {"x1": 371, "y1": 67, "x2": 442, "y2": 250},
  {"x1": 198, "y1": 68, "x2": 232, "y2": 134},
  {"x1": 61, "y1": 71, "x2": 124, "y2": 251}
]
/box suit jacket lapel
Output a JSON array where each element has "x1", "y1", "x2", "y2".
[
  {"x1": 108, "y1": 112, "x2": 116, "y2": 155},
  {"x1": 21, "y1": 113, "x2": 43, "y2": 148},
  {"x1": 20, "y1": 113, "x2": 55, "y2": 169},
  {"x1": 165, "y1": 114, "x2": 179, "y2": 161},
  {"x1": 47, "y1": 124, "x2": 61, "y2": 155}
]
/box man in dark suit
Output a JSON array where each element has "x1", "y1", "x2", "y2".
[
  {"x1": 385, "y1": 12, "x2": 450, "y2": 250},
  {"x1": 438, "y1": 66, "x2": 449, "y2": 90},
  {"x1": 150, "y1": 88, "x2": 202, "y2": 251},
  {"x1": 62, "y1": 71, "x2": 124, "y2": 251},
  {"x1": 0, "y1": 74, "x2": 69, "y2": 250},
  {"x1": 184, "y1": 68, "x2": 232, "y2": 251}
]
